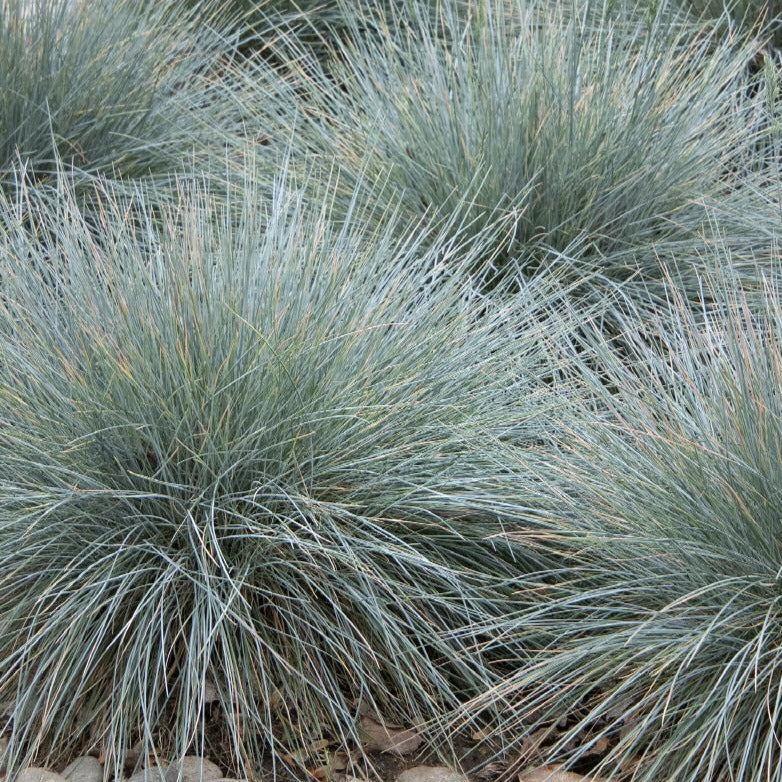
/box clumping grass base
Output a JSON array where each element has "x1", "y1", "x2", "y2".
[{"x1": 0, "y1": 1, "x2": 781, "y2": 780}]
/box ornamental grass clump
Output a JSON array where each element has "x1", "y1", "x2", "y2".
[
  {"x1": 250, "y1": 0, "x2": 767, "y2": 292},
  {"x1": 0, "y1": 173, "x2": 569, "y2": 777},
  {"x1": 466, "y1": 269, "x2": 782, "y2": 781},
  {"x1": 0, "y1": 0, "x2": 240, "y2": 202}
]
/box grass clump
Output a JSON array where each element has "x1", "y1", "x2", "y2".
[
  {"x1": 245, "y1": 0, "x2": 768, "y2": 294},
  {"x1": 467, "y1": 270, "x2": 782, "y2": 781},
  {"x1": 0, "y1": 0, "x2": 240, "y2": 202},
  {"x1": 2, "y1": 0, "x2": 781, "y2": 776},
  {"x1": 0, "y1": 172, "x2": 567, "y2": 777}
]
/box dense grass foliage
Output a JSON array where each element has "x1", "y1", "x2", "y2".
[
  {"x1": 0, "y1": 0, "x2": 239, "y2": 201},
  {"x1": 240, "y1": 0, "x2": 770, "y2": 293},
  {"x1": 1, "y1": 0, "x2": 782, "y2": 779},
  {"x1": 466, "y1": 273, "x2": 782, "y2": 780},
  {"x1": 0, "y1": 175, "x2": 569, "y2": 776},
  {"x1": 179, "y1": 0, "x2": 446, "y2": 59}
]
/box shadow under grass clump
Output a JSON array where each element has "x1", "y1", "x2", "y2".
[
  {"x1": 0, "y1": 172, "x2": 571, "y2": 779},
  {"x1": 683, "y1": 0, "x2": 782, "y2": 49}
]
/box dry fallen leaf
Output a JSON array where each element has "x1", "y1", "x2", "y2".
[
  {"x1": 283, "y1": 749, "x2": 307, "y2": 765},
  {"x1": 396, "y1": 767, "x2": 466, "y2": 782},
  {"x1": 474, "y1": 761, "x2": 507, "y2": 779},
  {"x1": 283, "y1": 740, "x2": 331, "y2": 766},
  {"x1": 330, "y1": 752, "x2": 349, "y2": 771},
  {"x1": 268, "y1": 689, "x2": 283, "y2": 712},
  {"x1": 582, "y1": 738, "x2": 609, "y2": 758},
  {"x1": 517, "y1": 728, "x2": 551, "y2": 763},
  {"x1": 358, "y1": 715, "x2": 422, "y2": 755},
  {"x1": 308, "y1": 749, "x2": 350, "y2": 781},
  {"x1": 518, "y1": 765, "x2": 607, "y2": 782},
  {"x1": 203, "y1": 678, "x2": 219, "y2": 704}
]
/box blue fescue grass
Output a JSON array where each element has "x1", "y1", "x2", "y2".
[
  {"x1": 682, "y1": 0, "x2": 782, "y2": 47},
  {"x1": 0, "y1": 1, "x2": 781, "y2": 778},
  {"x1": 233, "y1": 0, "x2": 773, "y2": 298},
  {"x1": 463, "y1": 263, "x2": 782, "y2": 781},
  {"x1": 0, "y1": 0, "x2": 243, "y2": 203},
  {"x1": 0, "y1": 169, "x2": 575, "y2": 777}
]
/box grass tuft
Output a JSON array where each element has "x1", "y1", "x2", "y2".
[
  {"x1": 0, "y1": 0, "x2": 241, "y2": 203},
  {"x1": 0, "y1": 171, "x2": 567, "y2": 777},
  {"x1": 466, "y1": 265, "x2": 782, "y2": 781},
  {"x1": 240, "y1": 0, "x2": 770, "y2": 295}
]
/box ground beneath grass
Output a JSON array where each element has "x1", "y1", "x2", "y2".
[{"x1": 2, "y1": 697, "x2": 616, "y2": 782}]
